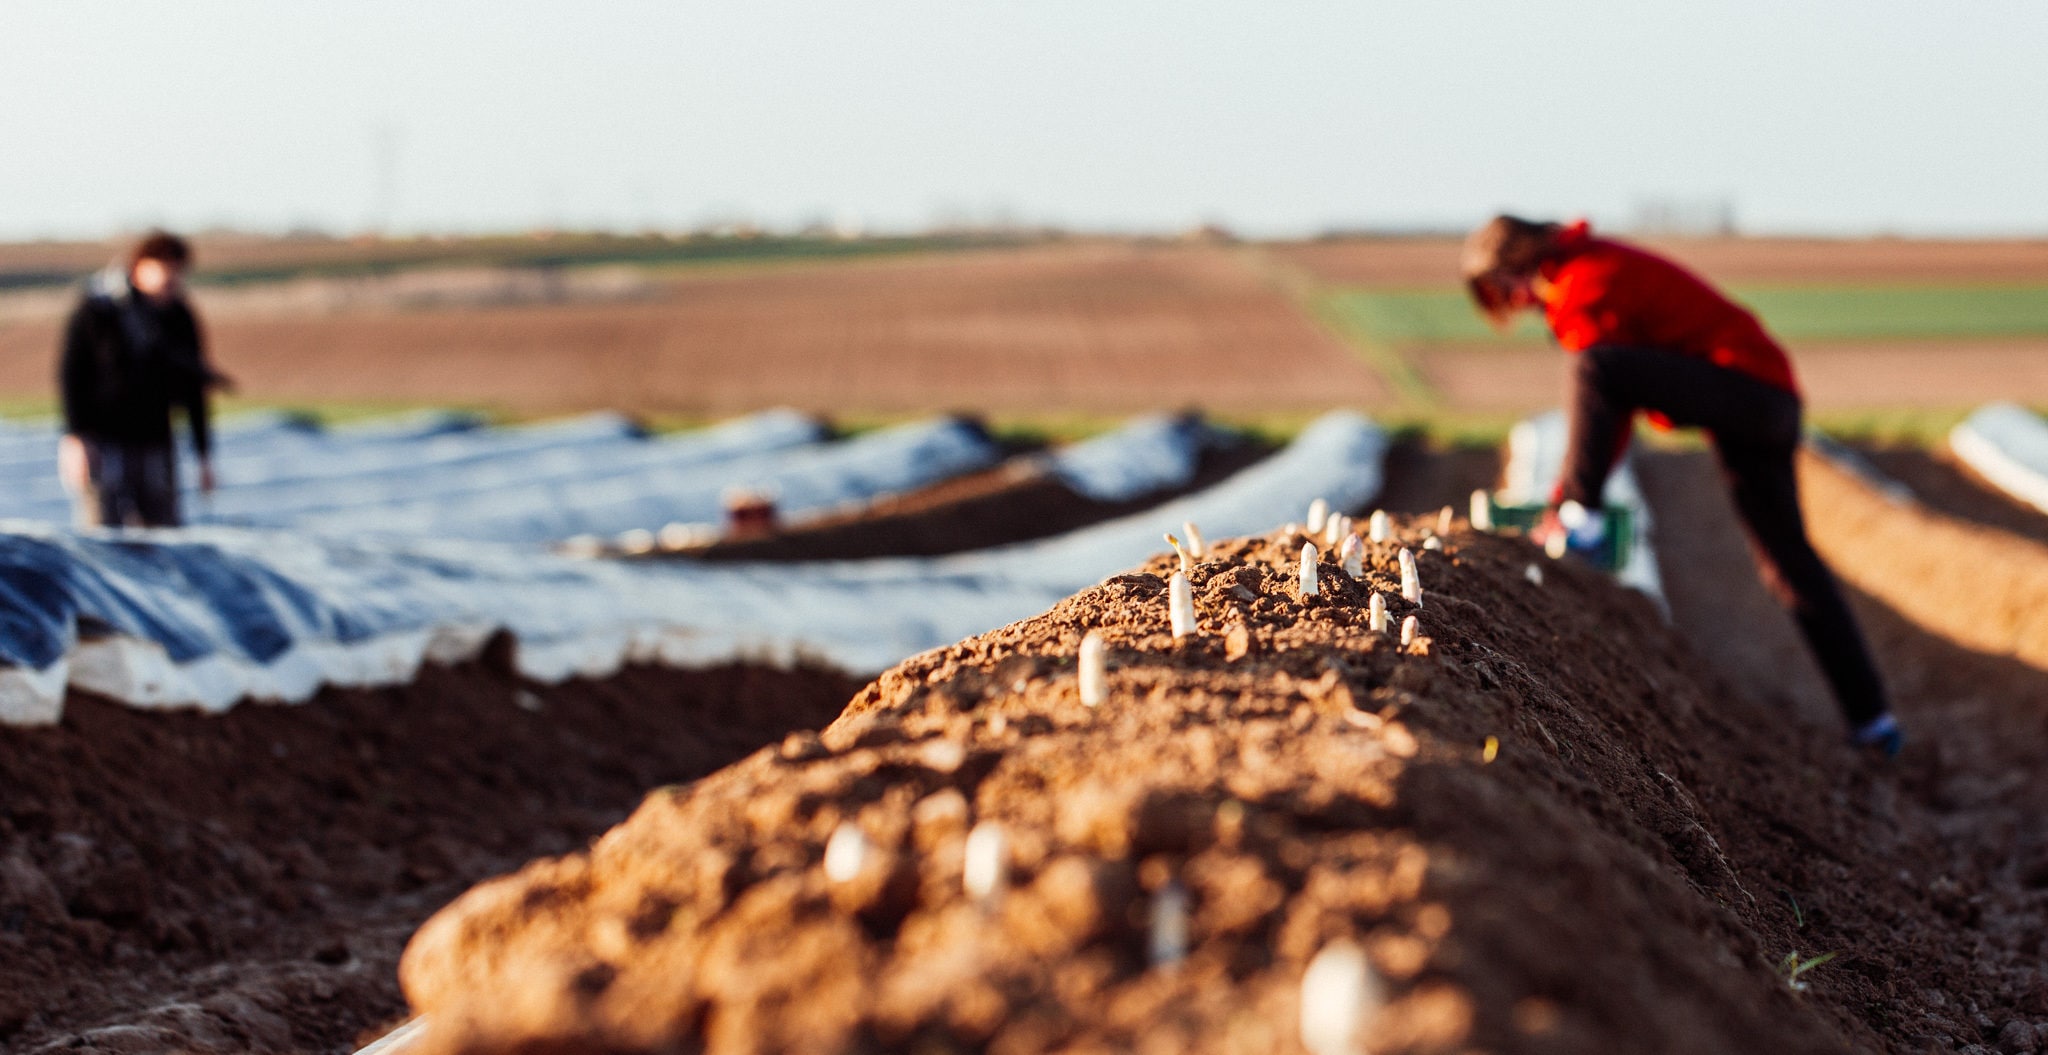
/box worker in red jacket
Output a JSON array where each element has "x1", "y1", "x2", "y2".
[{"x1": 1462, "y1": 215, "x2": 1900, "y2": 755}]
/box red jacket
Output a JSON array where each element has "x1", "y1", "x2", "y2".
[{"x1": 1538, "y1": 221, "x2": 1798, "y2": 395}]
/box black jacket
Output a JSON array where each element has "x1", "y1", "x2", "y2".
[{"x1": 58, "y1": 282, "x2": 214, "y2": 457}]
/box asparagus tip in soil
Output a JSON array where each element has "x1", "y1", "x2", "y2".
[
  {"x1": 1169, "y1": 571, "x2": 1196, "y2": 638},
  {"x1": 1182, "y1": 521, "x2": 1205, "y2": 560},
  {"x1": 1307, "y1": 497, "x2": 1330, "y2": 535},
  {"x1": 1470, "y1": 489, "x2": 1493, "y2": 532},
  {"x1": 1078, "y1": 630, "x2": 1107, "y2": 707},
  {"x1": 1525, "y1": 563, "x2": 1544, "y2": 586},
  {"x1": 1301, "y1": 543, "x2": 1320, "y2": 597},
  {"x1": 1165, "y1": 533, "x2": 1192, "y2": 575},
  {"x1": 1368, "y1": 592, "x2": 1388, "y2": 632},
  {"x1": 1301, "y1": 939, "x2": 1383, "y2": 1055},
  {"x1": 1401, "y1": 615, "x2": 1420, "y2": 647},
  {"x1": 1369, "y1": 509, "x2": 1391, "y2": 543},
  {"x1": 963, "y1": 821, "x2": 1007, "y2": 904},
  {"x1": 1437, "y1": 505, "x2": 1455, "y2": 536},
  {"x1": 1339, "y1": 534, "x2": 1364, "y2": 578},
  {"x1": 823, "y1": 821, "x2": 867, "y2": 884},
  {"x1": 1398, "y1": 548, "x2": 1423, "y2": 606},
  {"x1": 1149, "y1": 878, "x2": 1191, "y2": 968}
]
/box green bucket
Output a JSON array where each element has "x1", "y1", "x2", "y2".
[{"x1": 1482, "y1": 495, "x2": 1634, "y2": 573}]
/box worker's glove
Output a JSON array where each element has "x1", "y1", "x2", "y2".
[{"x1": 1533, "y1": 501, "x2": 1607, "y2": 561}]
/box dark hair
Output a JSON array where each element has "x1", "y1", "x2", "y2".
[
  {"x1": 1460, "y1": 215, "x2": 1557, "y2": 281},
  {"x1": 1461, "y1": 214, "x2": 1559, "y2": 328},
  {"x1": 129, "y1": 230, "x2": 192, "y2": 271}
]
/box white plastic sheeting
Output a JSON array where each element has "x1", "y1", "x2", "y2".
[
  {"x1": 297, "y1": 417, "x2": 996, "y2": 543},
  {"x1": 0, "y1": 411, "x2": 1388, "y2": 724},
  {"x1": 2, "y1": 412, "x2": 648, "y2": 517},
  {"x1": 187, "y1": 411, "x2": 630, "y2": 491},
  {"x1": 1499, "y1": 410, "x2": 1666, "y2": 608},
  {"x1": 0, "y1": 410, "x2": 324, "y2": 484},
  {"x1": 1040, "y1": 413, "x2": 1212, "y2": 502},
  {"x1": 205, "y1": 411, "x2": 820, "y2": 527},
  {"x1": 1949, "y1": 402, "x2": 2048, "y2": 516},
  {"x1": 0, "y1": 410, "x2": 981, "y2": 548}
]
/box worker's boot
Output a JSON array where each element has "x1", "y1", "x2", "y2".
[{"x1": 1850, "y1": 713, "x2": 1904, "y2": 759}]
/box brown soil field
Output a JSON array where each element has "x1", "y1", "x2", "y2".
[
  {"x1": 14, "y1": 423, "x2": 2048, "y2": 1053},
  {"x1": 1265, "y1": 235, "x2": 2048, "y2": 416},
  {"x1": 1852, "y1": 443, "x2": 2048, "y2": 545},
  {"x1": 0, "y1": 653, "x2": 862, "y2": 1053},
  {"x1": 390, "y1": 482, "x2": 2048, "y2": 1055},
  {"x1": 0, "y1": 242, "x2": 1387, "y2": 418},
  {"x1": 679, "y1": 435, "x2": 1492, "y2": 563},
  {"x1": 1390, "y1": 337, "x2": 2048, "y2": 416},
  {"x1": 682, "y1": 437, "x2": 1275, "y2": 563},
  {"x1": 4, "y1": 236, "x2": 2042, "y2": 420},
  {"x1": 1272, "y1": 236, "x2": 2048, "y2": 287},
  {"x1": 1649, "y1": 446, "x2": 2048, "y2": 1049},
  {"x1": 1370, "y1": 439, "x2": 1501, "y2": 517}
]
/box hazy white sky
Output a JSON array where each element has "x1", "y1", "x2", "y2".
[{"x1": 3, "y1": 1, "x2": 2044, "y2": 240}]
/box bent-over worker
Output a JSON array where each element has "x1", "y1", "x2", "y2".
[{"x1": 1462, "y1": 215, "x2": 1900, "y2": 756}]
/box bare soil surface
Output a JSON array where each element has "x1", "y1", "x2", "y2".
[
  {"x1": 1369, "y1": 439, "x2": 1501, "y2": 517},
  {"x1": 395, "y1": 506, "x2": 2031, "y2": 1054},
  {"x1": 6, "y1": 237, "x2": 2041, "y2": 420},
  {"x1": 1388, "y1": 337, "x2": 2048, "y2": 416},
  {"x1": 0, "y1": 652, "x2": 862, "y2": 1054},
  {"x1": 1851, "y1": 442, "x2": 2048, "y2": 545},
  {"x1": 1635, "y1": 452, "x2": 1842, "y2": 730},
  {"x1": 1273, "y1": 236, "x2": 2048, "y2": 416},
  {"x1": 0, "y1": 242, "x2": 1386, "y2": 417},
  {"x1": 1641, "y1": 447, "x2": 2048, "y2": 1054},
  {"x1": 1790, "y1": 339, "x2": 2048, "y2": 411},
  {"x1": 679, "y1": 433, "x2": 1491, "y2": 565},
  {"x1": 682, "y1": 438, "x2": 1276, "y2": 563}
]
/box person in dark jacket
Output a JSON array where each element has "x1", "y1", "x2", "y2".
[
  {"x1": 1462, "y1": 214, "x2": 1902, "y2": 756},
  {"x1": 58, "y1": 231, "x2": 226, "y2": 528}
]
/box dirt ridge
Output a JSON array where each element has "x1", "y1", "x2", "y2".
[
  {"x1": 0, "y1": 655, "x2": 862, "y2": 1053},
  {"x1": 393, "y1": 520, "x2": 2000, "y2": 1054}
]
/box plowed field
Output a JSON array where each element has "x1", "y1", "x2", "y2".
[
  {"x1": 385, "y1": 441, "x2": 2048, "y2": 1055},
  {"x1": 13, "y1": 428, "x2": 2048, "y2": 1053},
  {"x1": 0, "y1": 656, "x2": 862, "y2": 1052},
  {"x1": 0, "y1": 242, "x2": 1386, "y2": 418}
]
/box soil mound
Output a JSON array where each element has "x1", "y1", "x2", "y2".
[
  {"x1": 0, "y1": 653, "x2": 861, "y2": 1053},
  {"x1": 683, "y1": 441, "x2": 1274, "y2": 563},
  {"x1": 1851, "y1": 442, "x2": 2048, "y2": 547},
  {"x1": 1645, "y1": 448, "x2": 2048, "y2": 1055},
  {"x1": 397, "y1": 519, "x2": 1983, "y2": 1054}
]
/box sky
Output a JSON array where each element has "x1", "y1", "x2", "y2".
[{"x1": 3, "y1": 1, "x2": 2045, "y2": 241}]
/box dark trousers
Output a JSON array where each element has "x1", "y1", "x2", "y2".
[
  {"x1": 1560, "y1": 345, "x2": 1888, "y2": 726},
  {"x1": 79, "y1": 438, "x2": 181, "y2": 528}
]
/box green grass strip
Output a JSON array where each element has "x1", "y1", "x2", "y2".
[
  {"x1": 1312, "y1": 283, "x2": 2048, "y2": 345},
  {"x1": 1304, "y1": 293, "x2": 1445, "y2": 411},
  {"x1": 1235, "y1": 249, "x2": 1444, "y2": 412},
  {"x1": 1740, "y1": 284, "x2": 2048, "y2": 340}
]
